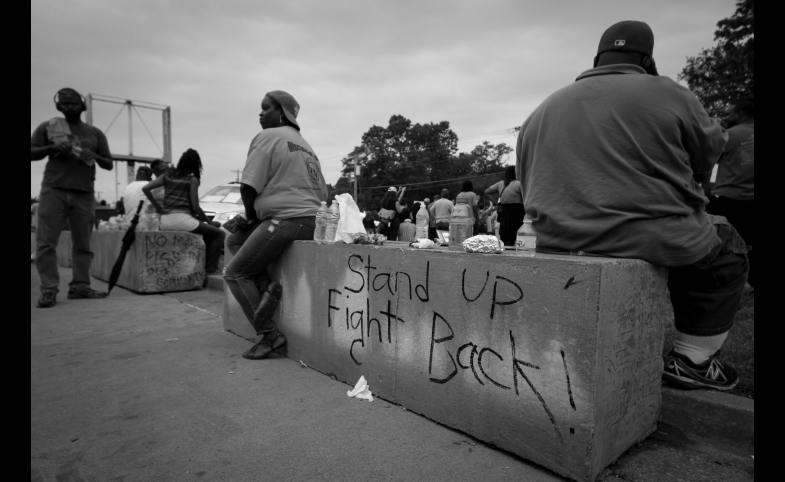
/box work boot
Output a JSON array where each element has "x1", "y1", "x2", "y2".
[
  {"x1": 37, "y1": 291, "x2": 57, "y2": 309},
  {"x1": 67, "y1": 287, "x2": 108, "y2": 300}
]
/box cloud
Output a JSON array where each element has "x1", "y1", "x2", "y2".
[{"x1": 31, "y1": 0, "x2": 734, "y2": 200}]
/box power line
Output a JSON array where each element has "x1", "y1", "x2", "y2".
[{"x1": 351, "y1": 171, "x2": 505, "y2": 192}]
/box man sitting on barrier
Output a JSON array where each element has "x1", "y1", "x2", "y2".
[
  {"x1": 515, "y1": 21, "x2": 747, "y2": 391},
  {"x1": 224, "y1": 90, "x2": 328, "y2": 360}
]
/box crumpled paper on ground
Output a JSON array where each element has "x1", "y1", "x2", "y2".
[
  {"x1": 409, "y1": 239, "x2": 436, "y2": 249},
  {"x1": 347, "y1": 375, "x2": 374, "y2": 402}
]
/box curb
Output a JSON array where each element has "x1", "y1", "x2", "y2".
[
  {"x1": 660, "y1": 385, "x2": 754, "y2": 456},
  {"x1": 204, "y1": 274, "x2": 224, "y2": 292}
]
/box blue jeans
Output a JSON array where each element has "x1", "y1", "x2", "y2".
[
  {"x1": 224, "y1": 217, "x2": 315, "y2": 334},
  {"x1": 668, "y1": 216, "x2": 749, "y2": 336},
  {"x1": 35, "y1": 186, "x2": 95, "y2": 294}
]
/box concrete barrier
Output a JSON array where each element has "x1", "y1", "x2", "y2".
[
  {"x1": 223, "y1": 241, "x2": 669, "y2": 481},
  {"x1": 90, "y1": 230, "x2": 205, "y2": 293}
]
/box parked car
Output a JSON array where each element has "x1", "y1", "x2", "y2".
[{"x1": 199, "y1": 182, "x2": 244, "y2": 223}]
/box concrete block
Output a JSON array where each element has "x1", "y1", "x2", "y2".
[
  {"x1": 90, "y1": 230, "x2": 205, "y2": 293},
  {"x1": 222, "y1": 242, "x2": 669, "y2": 481},
  {"x1": 56, "y1": 231, "x2": 72, "y2": 268},
  {"x1": 661, "y1": 386, "x2": 754, "y2": 457}
]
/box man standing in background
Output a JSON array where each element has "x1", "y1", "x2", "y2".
[
  {"x1": 31, "y1": 88, "x2": 114, "y2": 308},
  {"x1": 708, "y1": 99, "x2": 755, "y2": 288}
]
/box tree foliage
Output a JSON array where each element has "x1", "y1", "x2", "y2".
[
  {"x1": 679, "y1": 0, "x2": 754, "y2": 117},
  {"x1": 335, "y1": 115, "x2": 511, "y2": 208}
]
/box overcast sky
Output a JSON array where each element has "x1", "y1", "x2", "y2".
[{"x1": 31, "y1": 0, "x2": 734, "y2": 201}]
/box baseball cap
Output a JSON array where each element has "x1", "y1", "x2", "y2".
[
  {"x1": 424, "y1": 198, "x2": 431, "y2": 203},
  {"x1": 597, "y1": 21, "x2": 654, "y2": 56},
  {"x1": 388, "y1": 187, "x2": 398, "y2": 193},
  {"x1": 266, "y1": 90, "x2": 300, "y2": 130}
]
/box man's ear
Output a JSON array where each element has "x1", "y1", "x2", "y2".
[{"x1": 644, "y1": 57, "x2": 659, "y2": 76}]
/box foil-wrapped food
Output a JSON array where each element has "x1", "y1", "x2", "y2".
[
  {"x1": 351, "y1": 233, "x2": 387, "y2": 245},
  {"x1": 462, "y1": 235, "x2": 504, "y2": 254}
]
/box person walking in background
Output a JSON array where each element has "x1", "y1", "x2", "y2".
[
  {"x1": 31, "y1": 88, "x2": 114, "y2": 308},
  {"x1": 142, "y1": 149, "x2": 225, "y2": 275},
  {"x1": 378, "y1": 187, "x2": 404, "y2": 240},
  {"x1": 455, "y1": 180, "x2": 481, "y2": 232},
  {"x1": 224, "y1": 90, "x2": 328, "y2": 360},
  {"x1": 430, "y1": 189, "x2": 453, "y2": 231},
  {"x1": 706, "y1": 99, "x2": 755, "y2": 288},
  {"x1": 484, "y1": 166, "x2": 524, "y2": 246},
  {"x1": 516, "y1": 21, "x2": 745, "y2": 391},
  {"x1": 122, "y1": 166, "x2": 153, "y2": 217}
]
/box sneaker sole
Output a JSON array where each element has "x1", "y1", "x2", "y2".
[{"x1": 662, "y1": 371, "x2": 739, "y2": 391}]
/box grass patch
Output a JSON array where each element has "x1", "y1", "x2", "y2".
[{"x1": 663, "y1": 288, "x2": 754, "y2": 399}]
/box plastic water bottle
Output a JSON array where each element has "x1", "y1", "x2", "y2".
[
  {"x1": 323, "y1": 201, "x2": 340, "y2": 244},
  {"x1": 449, "y1": 202, "x2": 473, "y2": 247},
  {"x1": 313, "y1": 201, "x2": 328, "y2": 243},
  {"x1": 415, "y1": 205, "x2": 430, "y2": 240},
  {"x1": 515, "y1": 215, "x2": 537, "y2": 257}
]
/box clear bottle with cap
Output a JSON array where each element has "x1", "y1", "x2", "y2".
[
  {"x1": 515, "y1": 214, "x2": 537, "y2": 257},
  {"x1": 323, "y1": 201, "x2": 341, "y2": 244},
  {"x1": 415, "y1": 205, "x2": 430, "y2": 240},
  {"x1": 313, "y1": 201, "x2": 328, "y2": 243}
]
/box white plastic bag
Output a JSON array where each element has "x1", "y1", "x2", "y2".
[{"x1": 333, "y1": 193, "x2": 366, "y2": 243}]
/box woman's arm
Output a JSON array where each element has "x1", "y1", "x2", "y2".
[
  {"x1": 395, "y1": 187, "x2": 406, "y2": 213},
  {"x1": 142, "y1": 176, "x2": 166, "y2": 213},
  {"x1": 189, "y1": 177, "x2": 210, "y2": 223},
  {"x1": 484, "y1": 182, "x2": 500, "y2": 204},
  {"x1": 240, "y1": 183, "x2": 260, "y2": 222}
]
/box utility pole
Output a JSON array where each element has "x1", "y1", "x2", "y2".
[
  {"x1": 231, "y1": 170, "x2": 242, "y2": 183},
  {"x1": 353, "y1": 157, "x2": 358, "y2": 201},
  {"x1": 354, "y1": 152, "x2": 366, "y2": 201}
]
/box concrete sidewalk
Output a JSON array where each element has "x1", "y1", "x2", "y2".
[{"x1": 31, "y1": 266, "x2": 754, "y2": 482}]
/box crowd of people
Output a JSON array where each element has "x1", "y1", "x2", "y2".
[{"x1": 31, "y1": 20, "x2": 753, "y2": 392}]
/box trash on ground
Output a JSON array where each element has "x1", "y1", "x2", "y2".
[
  {"x1": 299, "y1": 360, "x2": 308, "y2": 368},
  {"x1": 347, "y1": 375, "x2": 374, "y2": 402},
  {"x1": 166, "y1": 338, "x2": 179, "y2": 342}
]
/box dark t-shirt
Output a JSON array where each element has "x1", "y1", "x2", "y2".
[
  {"x1": 712, "y1": 123, "x2": 754, "y2": 201},
  {"x1": 31, "y1": 120, "x2": 112, "y2": 193}
]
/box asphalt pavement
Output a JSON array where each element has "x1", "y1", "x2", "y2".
[{"x1": 30, "y1": 265, "x2": 754, "y2": 482}]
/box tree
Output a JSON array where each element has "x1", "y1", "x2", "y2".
[
  {"x1": 340, "y1": 115, "x2": 459, "y2": 207},
  {"x1": 679, "y1": 0, "x2": 754, "y2": 118}
]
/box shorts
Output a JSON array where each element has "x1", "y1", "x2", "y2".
[{"x1": 161, "y1": 212, "x2": 200, "y2": 231}]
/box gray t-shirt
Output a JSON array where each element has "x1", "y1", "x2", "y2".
[
  {"x1": 516, "y1": 64, "x2": 727, "y2": 267},
  {"x1": 242, "y1": 126, "x2": 328, "y2": 220},
  {"x1": 31, "y1": 120, "x2": 112, "y2": 193}
]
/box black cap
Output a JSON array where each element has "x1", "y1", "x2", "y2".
[{"x1": 597, "y1": 21, "x2": 654, "y2": 56}]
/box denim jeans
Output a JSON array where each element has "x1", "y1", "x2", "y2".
[
  {"x1": 224, "y1": 217, "x2": 315, "y2": 335},
  {"x1": 35, "y1": 186, "x2": 95, "y2": 294},
  {"x1": 668, "y1": 216, "x2": 749, "y2": 336}
]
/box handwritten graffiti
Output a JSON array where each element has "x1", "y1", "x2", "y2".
[
  {"x1": 325, "y1": 253, "x2": 579, "y2": 444},
  {"x1": 141, "y1": 233, "x2": 205, "y2": 291},
  {"x1": 156, "y1": 272, "x2": 203, "y2": 288}
]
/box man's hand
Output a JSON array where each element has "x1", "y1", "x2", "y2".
[
  {"x1": 51, "y1": 142, "x2": 72, "y2": 155},
  {"x1": 80, "y1": 148, "x2": 98, "y2": 163}
]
